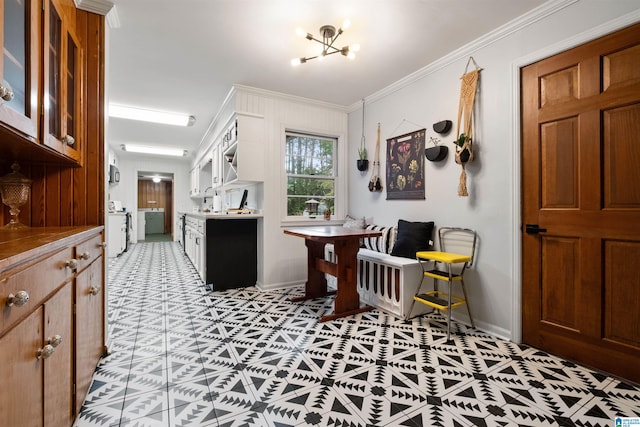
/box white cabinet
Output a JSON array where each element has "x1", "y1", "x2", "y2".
[
  {"x1": 184, "y1": 216, "x2": 205, "y2": 281},
  {"x1": 222, "y1": 113, "x2": 264, "y2": 186},
  {"x1": 107, "y1": 213, "x2": 127, "y2": 257},
  {"x1": 212, "y1": 143, "x2": 222, "y2": 189},
  {"x1": 189, "y1": 165, "x2": 200, "y2": 197}
]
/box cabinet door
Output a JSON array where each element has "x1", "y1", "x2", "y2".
[
  {"x1": 0, "y1": 306, "x2": 44, "y2": 427},
  {"x1": 44, "y1": 282, "x2": 74, "y2": 427},
  {"x1": 0, "y1": 0, "x2": 39, "y2": 139},
  {"x1": 74, "y1": 257, "x2": 103, "y2": 412},
  {"x1": 43, "y1": 0, "x2": 83, "y2": 163}
]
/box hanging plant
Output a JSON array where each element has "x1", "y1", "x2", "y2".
[
  {"x1": 357, "y1": 147, "x2": 369, "y2": 171},
  {"x1": 357, "y1": 98, "x2": 369, "y2": 173}
]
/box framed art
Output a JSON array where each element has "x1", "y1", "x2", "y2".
[{"x1": 386, "y1": 128, "x2": 425, "y2": 200}]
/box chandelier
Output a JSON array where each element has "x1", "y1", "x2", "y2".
[{"x1": 291, "y1": 19, "x2": 360, "y2": 66}]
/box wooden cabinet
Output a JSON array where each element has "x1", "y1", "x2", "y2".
[
  {"x1": 222, "y1": 113, "x2": 264, "y2": 187},
  {"x1": 43, "y1": 0, "x2": 83, "y2": 163},
  {"x1": 0, "y1": 0, "x2": 40, "y2": 140},
  {"x1": 74, "y1": 246, "x2": 104, "y2": 412},
  {"x1": 0, "y1": 227, "x2": 104, "y2": 426}
]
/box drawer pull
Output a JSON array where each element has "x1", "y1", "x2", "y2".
[
  {"x1": 89, "y1": 286, "x2": 100, "y2": 296},
  {"x1": 48, "y1": 335, "x2": 63, "y2": 348},
  {"x1": 36, "y1": 344, "x2": 55, "y2": 360},
  {"x1": 79, "y1": 252, "x2": 91, "y2": 260},
  {"x1": 101, "y1": 242, "x2": 107, "y2": 249},
  {"x1": 6, "y1": 290, "x2": 30, "y2": 307},
  {"x1": 66, "y1": 259, "x2": 78, "y2": 271}
]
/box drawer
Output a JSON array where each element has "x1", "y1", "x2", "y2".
[
  {"x1": 0, "y1": 247, "x2": 74, "y2": 336},
  {"x1": 75, "y1": 233, "x2": 104, "y2": 273}
]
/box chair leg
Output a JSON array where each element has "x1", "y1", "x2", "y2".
[
  {"x1": 460, "y1": 279, "x2": 474, "y2": 328},
  {"x1": 445, "y1": 279, "x2": 453, "y2": 341}
]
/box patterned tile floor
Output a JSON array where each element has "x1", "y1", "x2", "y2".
[{"x1": 74, "y1": 242, "x2": 640, "y2": 427}]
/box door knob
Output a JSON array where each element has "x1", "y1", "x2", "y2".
[{"x1": 525, "y1": 224, "x2": 547, "y2": 234}]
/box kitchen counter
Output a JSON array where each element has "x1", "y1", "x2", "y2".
[{"x1": 182, "y1": 212, "x2": 263, "y2": 219}]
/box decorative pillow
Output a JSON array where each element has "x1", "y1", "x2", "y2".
[
  {"x1": 343, "y1": 215, "x2": 366, "y2": 229},
  {"x1": 363, "y1": 224, "x2": 397, "y2": 254},
  {"x1": 390, "y1": 219, "x2": 435, "y2": 259}
]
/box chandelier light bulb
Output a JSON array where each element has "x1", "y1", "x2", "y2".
[
  {"x1": 295, "y1": 27, "x2": 306, "y2": 37},
  {"x1": 350, "y1": 43, "x2": 360, "y2": 52},
  {"x1": 341, "y1": 19, "x2": 351, "y2": 30},
  {"x1": 347, "y1": 52, "x2": 356, "y2": 60}
]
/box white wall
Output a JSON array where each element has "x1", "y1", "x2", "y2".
[
  {"x1": 347, "y1": 0, "x2": 640, "y2": 339},
  {"x1": 108, "y1": 154, "x2": 193, "y2": 242}
]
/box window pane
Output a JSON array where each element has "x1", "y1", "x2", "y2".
[{"x1": 285, "y1": 135, "x2": 334, "y2": 176}]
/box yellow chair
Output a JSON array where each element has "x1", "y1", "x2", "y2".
[{"x1": 409, "y1": 227, "x2": 477, "y2": 341}]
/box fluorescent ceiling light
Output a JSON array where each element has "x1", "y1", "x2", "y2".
[
  {"x1": 109, "y1": 104, "x2": 195, "y2": 127},
  {"x1": 121, "y1": 144, "x2": 186, "y2": 157}
]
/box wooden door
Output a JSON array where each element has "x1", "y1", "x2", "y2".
[{"x1": 522, "y1": 23, "x2": 640, "y2": 382}]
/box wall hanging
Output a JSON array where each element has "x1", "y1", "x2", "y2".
[
  {"x1": 357, "y1": 99, "x2": 369, "y2": 173},
  {"x1": 368, "y1": 123, "x2": 383, "y2": 192},
  {"x1": 386, "y1": 128, "x2": 425, "y2": 200},
  {"x1": 454, "y1": 57, "x2": 482, "y2": 196}
]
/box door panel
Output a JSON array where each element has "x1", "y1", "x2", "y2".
[{"x1": 522, "y1": 22, "x2": 640, "y2": 382}]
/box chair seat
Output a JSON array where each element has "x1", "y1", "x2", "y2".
[
  {"x1": 416, "y1": 251, "x2": 470, "y2": 264},
  {"x1": 424, "y1": 269, "x2": 463, "y2": 281}
]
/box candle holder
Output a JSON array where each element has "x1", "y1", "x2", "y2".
[{"x1": 0, "y1": 162, "x2": 31, "y2": 229}]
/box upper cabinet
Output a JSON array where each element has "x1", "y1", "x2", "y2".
[
  {"x1": 0, "y1": 0, "x2": 85, "y2": 165},
  {"x1": 43, "y1": 0, "x2": 83, "y2": 164},
  {"x1": 222, "y1": 113, "x2": 264, "y2": 186},
  {"x1": 0, "y1": 0, "x2": 40, "y2": 140}
]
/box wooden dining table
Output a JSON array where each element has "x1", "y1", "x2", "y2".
[{"x1": 283, "y1": 226, "x2": 382, "y2": 322}]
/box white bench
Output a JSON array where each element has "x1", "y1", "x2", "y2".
[{"x1": 324, "y1": 244, "x2": 432, "y2": 319}]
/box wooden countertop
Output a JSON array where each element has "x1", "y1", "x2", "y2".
[{"x1": 0, "y1": 226, "x2": 103, "y2": 273}]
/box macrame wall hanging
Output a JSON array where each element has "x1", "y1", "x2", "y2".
[{"x1": 454, "y1": 57, "x2": 482, "y2": 196}]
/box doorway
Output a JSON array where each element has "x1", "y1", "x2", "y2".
[
  {"x1": 137, "y1": 171, "x2": 174, "y2": 242},
  {"x1": 521, "y1": 23, "x2": 640, "y2": 382}
]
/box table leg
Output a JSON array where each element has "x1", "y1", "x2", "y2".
[
  {"x1": 290, "y1": 239, "x2": 336, "y2": 303},
  {"x1": 320, "y1": 237, "x2": 373, "y2": 322}
]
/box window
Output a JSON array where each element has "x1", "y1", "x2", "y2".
[{"x1": 285, "y1": 131, "x2": 336, "y2": 217}]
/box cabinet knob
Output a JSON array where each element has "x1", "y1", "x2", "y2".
[
  {"x1": 0, "y1": 84, "x2": 14, "y2": 101},
  {"x1": 36, "y1": 344, "x2": 55, "y2": 360},
  {"x1": 89, "y1": 286, "x2": 100, "y2": 296},
  {"x1": 79, "y1": 252, "x2": 91, "y2": 260},
  {"x1": 65, "y1": 259, "x2": 78, "y2": 271},
  {"x1": 101, "y1": 242, "x2": 107, "y2": 249},
  {"x1": 62, "y1": 135, "x2": 75, "y2": 146},
  {"x1": 48, "y1": 335, "x2": 63, "y2": 348},
  {"x1": 6, "y1": 290, "x2": 30, "y2": 307}
]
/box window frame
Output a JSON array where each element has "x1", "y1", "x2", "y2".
[{"x1": 282, "y1": 127, "x2": 346, "y2": 224}]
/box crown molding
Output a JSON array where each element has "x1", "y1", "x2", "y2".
[
  {"x1": 74, "y1": 0, "x2": 113, "y2": 15},
  {"x1": 347, "y1": 0, "x2": 579, "y2": 112}
]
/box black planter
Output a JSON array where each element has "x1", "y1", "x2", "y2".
[
  {"x1": 357, "y1": 159, "x2": 369, "y2": 172},
  {"x1": 458, "y1": 148, "x2": 471, "y2": 163},
  {"x1": 425, "y1": 145, "x2": 448, "y2": 162}
]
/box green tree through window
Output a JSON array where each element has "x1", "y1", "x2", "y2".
[{"x1": 285, "y1": 132, "x2": 336, "y2": 217}]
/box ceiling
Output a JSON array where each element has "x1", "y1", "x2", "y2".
[{"x1": 107, "y1": 0, "x2": 546, "y2": 161}]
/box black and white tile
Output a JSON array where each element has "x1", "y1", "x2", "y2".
[{"x1": 74, "y1": 242, "x2": 640, "y2": 427}]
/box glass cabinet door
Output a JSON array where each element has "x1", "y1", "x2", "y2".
[
  {"x1": 43, "y1": 0, "x2": 83, "y2": 163},
  {"x1": 0, "y1": 0, "x2": 39, "y2": 139}
]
